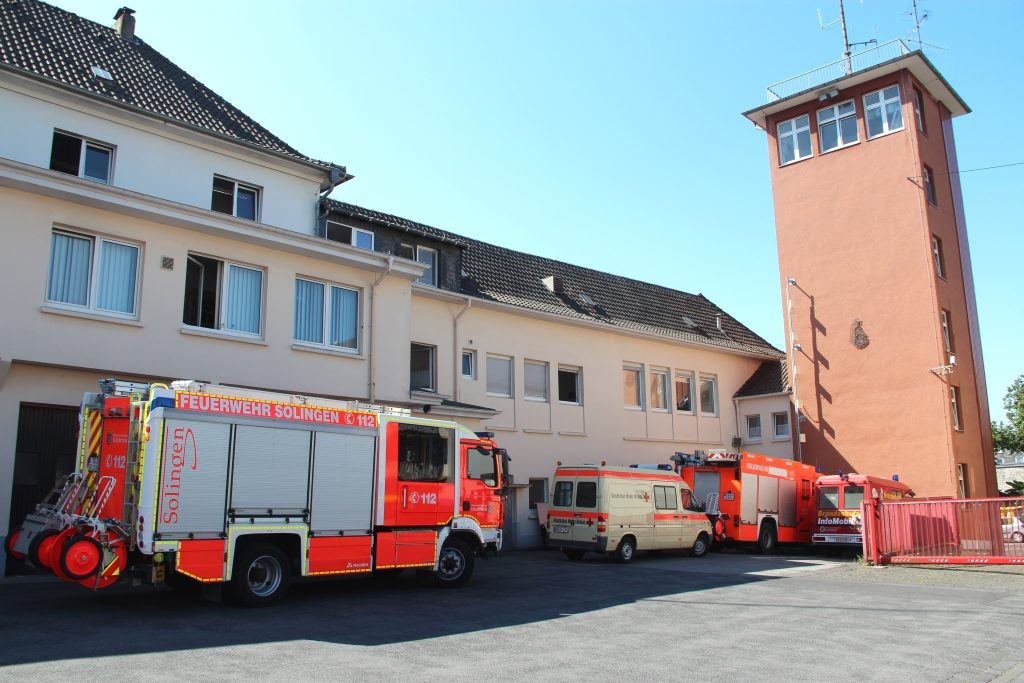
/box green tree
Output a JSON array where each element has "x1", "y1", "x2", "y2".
[{"x1": 992, "y1": 374, "x2": 1024, "y2": 454}]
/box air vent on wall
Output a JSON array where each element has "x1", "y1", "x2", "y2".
[{"x1": 161, "y1": 257, "x2": 174, "y2": 270}]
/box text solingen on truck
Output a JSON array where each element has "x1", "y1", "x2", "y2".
[{"x1": 6, "y1": 379, "x2": 507, "y2": 605}]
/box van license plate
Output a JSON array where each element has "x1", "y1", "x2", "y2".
[{"x1": 552, "y1": 525, "x2": 570, "y2": 534}]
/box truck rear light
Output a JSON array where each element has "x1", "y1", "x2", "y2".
[{"x1": 597, "y1": 516, "x2": 607, "y2": 532}]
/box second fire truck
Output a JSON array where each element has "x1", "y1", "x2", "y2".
[{"x1": 7, "y1": 379, "x2": 507, "y2": 605}]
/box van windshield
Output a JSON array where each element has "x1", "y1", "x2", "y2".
[
  {"x1": 843, "y1": 485, "x2": 865, "y2": 510},
  {"x1": 819, "y1": 486, "x2": 839, "y2": 510}
]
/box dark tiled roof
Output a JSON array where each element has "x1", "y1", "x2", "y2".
[
  {"x1": 330, "y1": 201, "x2": 783, "y2": 358},
  {"x1": 734, "y1": 360, "x2": 790, "y2": 398},
  {"x1": 0, "y1": 0, "x2": 330, "y2": 169},
  {"x1": 327, "y1": 200, "x2": 469, "y2": 247}
]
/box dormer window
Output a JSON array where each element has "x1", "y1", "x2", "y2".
[
  {"x1": 211, "y1": 175, "x2": 259, "y2": 221},
  {"x1": 49, "y1": 131, "x2": 113, "y2": 183},
  {"x1": 324, "y1": 221, "x2": 374, "y2": 250},
  {"x1": 416, "y1": 246, "x2": 437, "y2": 286}
]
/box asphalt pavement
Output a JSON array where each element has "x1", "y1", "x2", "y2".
[{"x1": 1, "y1": 548, "x2": 1022, "y2": 681}]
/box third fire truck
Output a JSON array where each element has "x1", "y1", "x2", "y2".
[
  {"x1": 678, "y1": 451, "x2": 819, "y2": 553},
  {"x1": 7, "y1": 379, "x2": 507, "y2": 605}
]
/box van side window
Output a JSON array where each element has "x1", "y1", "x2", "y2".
[
  {"x1": 553, "y1": 481, "x2": 574, "y2": 507},
  {"x1": 576, "y1": 482, "x2": 597, "y2": 508},
  {"x1": 397, "y1": 424, "x2": 451, "y2": 482},
  {"x1": 680, "y1": 488, "x2": 700, "y2": 511},
  {"x1": 654, "y1": 485, "x2": 677, "y2": 510}
]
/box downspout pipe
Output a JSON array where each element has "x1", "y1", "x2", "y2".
[
  {"x1": 368, "y1": 254, "x2": 395, "y2": 402},
  {"x1": 453, "y1": 298, "x2": 473, "y2": 402}
]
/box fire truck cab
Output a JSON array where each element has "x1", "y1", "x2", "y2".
[
  {"x1": 7, "y1": 380, "x2": 507, "y2": 605},
  {"x1": 813, "y1": 474, "x2": 914, "y2": 546}
]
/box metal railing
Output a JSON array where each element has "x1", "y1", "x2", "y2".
[
  {"x1": 864, "y1": 497, "x2": 1024, "y2": 565},
  {"x1": 766, "y1": 40, "x2": 913, "y2": 102}
]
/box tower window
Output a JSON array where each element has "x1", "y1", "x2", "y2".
[
  {"x1": 864, "y1": 85, "x2": 903, "y2": 138},
  {"x1": 913, "y1": 87, "x2": 927, "y2": 134},
  {"x1": 817, "y1": 100, "x2": 858, "y2": 152},
  {"x1": 924, "y1": 166, "x2": 937, "y2": 205},
  {"x1": 777, "y1": 114, "x2": 811, "y2": 165}
]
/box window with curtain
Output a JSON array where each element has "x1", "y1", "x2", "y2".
[
  {"x1": 294, "y1": 278, "x2": 359, "y2": 351},
  {"x1": 699, "y1": 374, "x2": 718, "y2": 415},
  {"x1": 524, "y1": 360, "x2": 549, "y2": 401},
  {"x1": 487, "y1": 355, "x2": 513, "y2": 397},
  {"x1": 46, "y1": 229, "x2": 139, "y2": 317},
  {"x1": 182, "y1": 253, "x2": 264, "y2": 336}
]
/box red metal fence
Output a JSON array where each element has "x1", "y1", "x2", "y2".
[{"x1": 864, "y1": 497, "x2": 1024, "y2": 565}]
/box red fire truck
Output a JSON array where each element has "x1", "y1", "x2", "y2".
[
  {"x1": 813, "y1": 473, "x2": 914, "y2": 547},
  {"x1": 678, "y1": 451, "x2": 819, "y2": 553},
  {"x1": 6, "y1": 379, "x2": 507, "y2": 605}
]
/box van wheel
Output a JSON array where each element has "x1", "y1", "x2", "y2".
[
  {"x1": 614, "y1": 537, "x2": 636, "y2": 564},
  {"x1": 229, "y1": 543, "x2": 290, "y2": 607},
  {"x1": 757, "y1": 521, "x2": 778, "y2": 555},
  {"x1": 434, "y1": 538, "x2": 474, "y2": 588},
  {"x1": 562, "y1": 549, "x2": 584, "y2": 561},
  {"x1": 692, "y1": 532, "x2": 710, "y2": 558}
]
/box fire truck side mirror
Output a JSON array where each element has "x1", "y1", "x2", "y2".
[{"x1": 498, "y1": 449, "x2": 511, "y2": 489}]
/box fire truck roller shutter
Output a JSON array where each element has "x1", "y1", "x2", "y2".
[
  {"x1": 158, "y1": 419, "x2": 231, "y2": 535},
  {"x1": 740, "y1": 472, "x2": 757, "y2": 524},
  {"x1": 310, "y1": 430, "x2": 376, "y2": 532},
  {"x1": 231, "y1": 426, "x2": 311, "y2": 515},
  {"x1": 693, "y1": 471, "x2": 721, "y2": 509},
  {"x1": 779, "y1": 478, "x2": 797, "y2": 527}
]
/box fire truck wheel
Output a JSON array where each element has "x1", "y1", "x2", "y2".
[
  {"x1": 614, "y1": 536, "x2": 636, "y2": 564},
  {"x1": 1012, "y1": 531, "x2": 1024, "y2": 543},
  {"x1": 28, "y1": 529, "x2": 60, "y2": 571},
  {"x1": 562, "y1": 549, "x2": 585, "y2": 561},
  {"x1": 59, "y1": 535, "x2": 103, "y2": 579},
  {"x1": 230, "y1": 544, "x2": 290, "y2": 607},
  {"x1": 434, "y1": 538, "x2": 474, "y2": 588},
  {"x1": 5, "y1": 529, "x2": 26, "y2": 561},
  {"x1": 757, "y1": 522, "x2": 778, "y2": 555},
  {"x1": 692, "y1": 532, "x2": 710, "y2": 558}
]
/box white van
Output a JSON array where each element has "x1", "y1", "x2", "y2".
[{"x1": 545, "y1": 464, "x2": 712, "y2": 562}]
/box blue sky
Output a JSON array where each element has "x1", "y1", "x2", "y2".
[{"x1": 55, "y1": 1, "x2": 1023, "y2": 421}]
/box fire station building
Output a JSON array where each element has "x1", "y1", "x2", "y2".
[{"x1": 0, "y1": 0, "x2": 789, "y2": 569}]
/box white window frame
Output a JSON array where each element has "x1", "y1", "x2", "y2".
[
  {"x1": 524, "y1": 360, "x2": 550, "y2": 402},
  {"x1": 410, "y1": 343, "x2": 436, "y2": 392},
  {"x1": 932, "y1": 236, "x2": 946, "y2": 279},
  {"x1": 773, "y1": 411, "x2": 790, "y2": 439},
  {"x1": 623, "y1": 363, "x2": 644, "y2": 410},
  {"x1": 699, "y1": 374, "x2": 718, "y2": 416},
  {"x1": 557, "y1": 365, "x2": 582, "y2": 405},
  {"x1": 325, "y1": 220, "x2": 374, "y2": 251},
  {"x1": 940, "y1": 309, "x2": 954, "y2": 353},
  {"x1": 183, "y1": 253, "x2": 265, "y2": 338},
  {"x1": 416, "y1": 246, "x2": 438, "y2": 286},
  {"x1": 912, "y1": 86, "x2": 927, "y2": 134},
  {"x1": 746, "y1": 415, "x2": 762, "y2": 442},
  {"x1": 777, "y1": 114, "x2": 812, "y2": 165},
  {"x1": 924, "y1": 165, "x2": 937, "y2": 206},
  {"x1": 45, "y1": 229, "x2": 140, "y2": 319},
  {"x1": 486, "y1": 354, "x2": 514, "y2": 398},
  {"x1": 863, "y1": 85, "x2": 904, "y2": 139},
  {"x1": 817, "y1": 99, "x2": 859, "y2": 153},
  {"x1": 674, "y1": 371, "x2": 694, "y2": 413},
  {"x1": 50, "y1": 130, "x2": 114, "y2": 184},
  {"x1": 293, "y1": 277, "x2": 360, "y2": 353},
  {"x1": 212, "y1": 175, "x2": 260, "y2": 221},
  {"x1": 649, "y1": 367, "x2": 670, "y2": 412},
  {"x1": 461, "y1": 350, "x2": 476, "y2": 379},
  {"x1": 950, "y1": 385, "x2": 962, "y2": 432}
]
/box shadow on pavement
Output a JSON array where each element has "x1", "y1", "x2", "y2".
[{"x1": 0, "y1": 549, "x2": 814, "y2": 666}]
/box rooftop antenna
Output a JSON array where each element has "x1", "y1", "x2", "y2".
[
  {"x1": 818, "y1": 0, "x2": 877, "y2": 75},
  {"x1": 906, "y1": 0, "x2": 945, "y2": 51}
]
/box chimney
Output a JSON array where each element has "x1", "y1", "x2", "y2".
[{"x1": 113, "y1": 7, "x2": 136, "y2": 41}]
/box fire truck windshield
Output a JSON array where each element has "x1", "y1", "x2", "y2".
[
  {"x1": 819, "y1": 486, "x2": 840, "y2": 510},
  {"x1": 843, "y1": 485, "x2": 865, "y2": 510}
]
